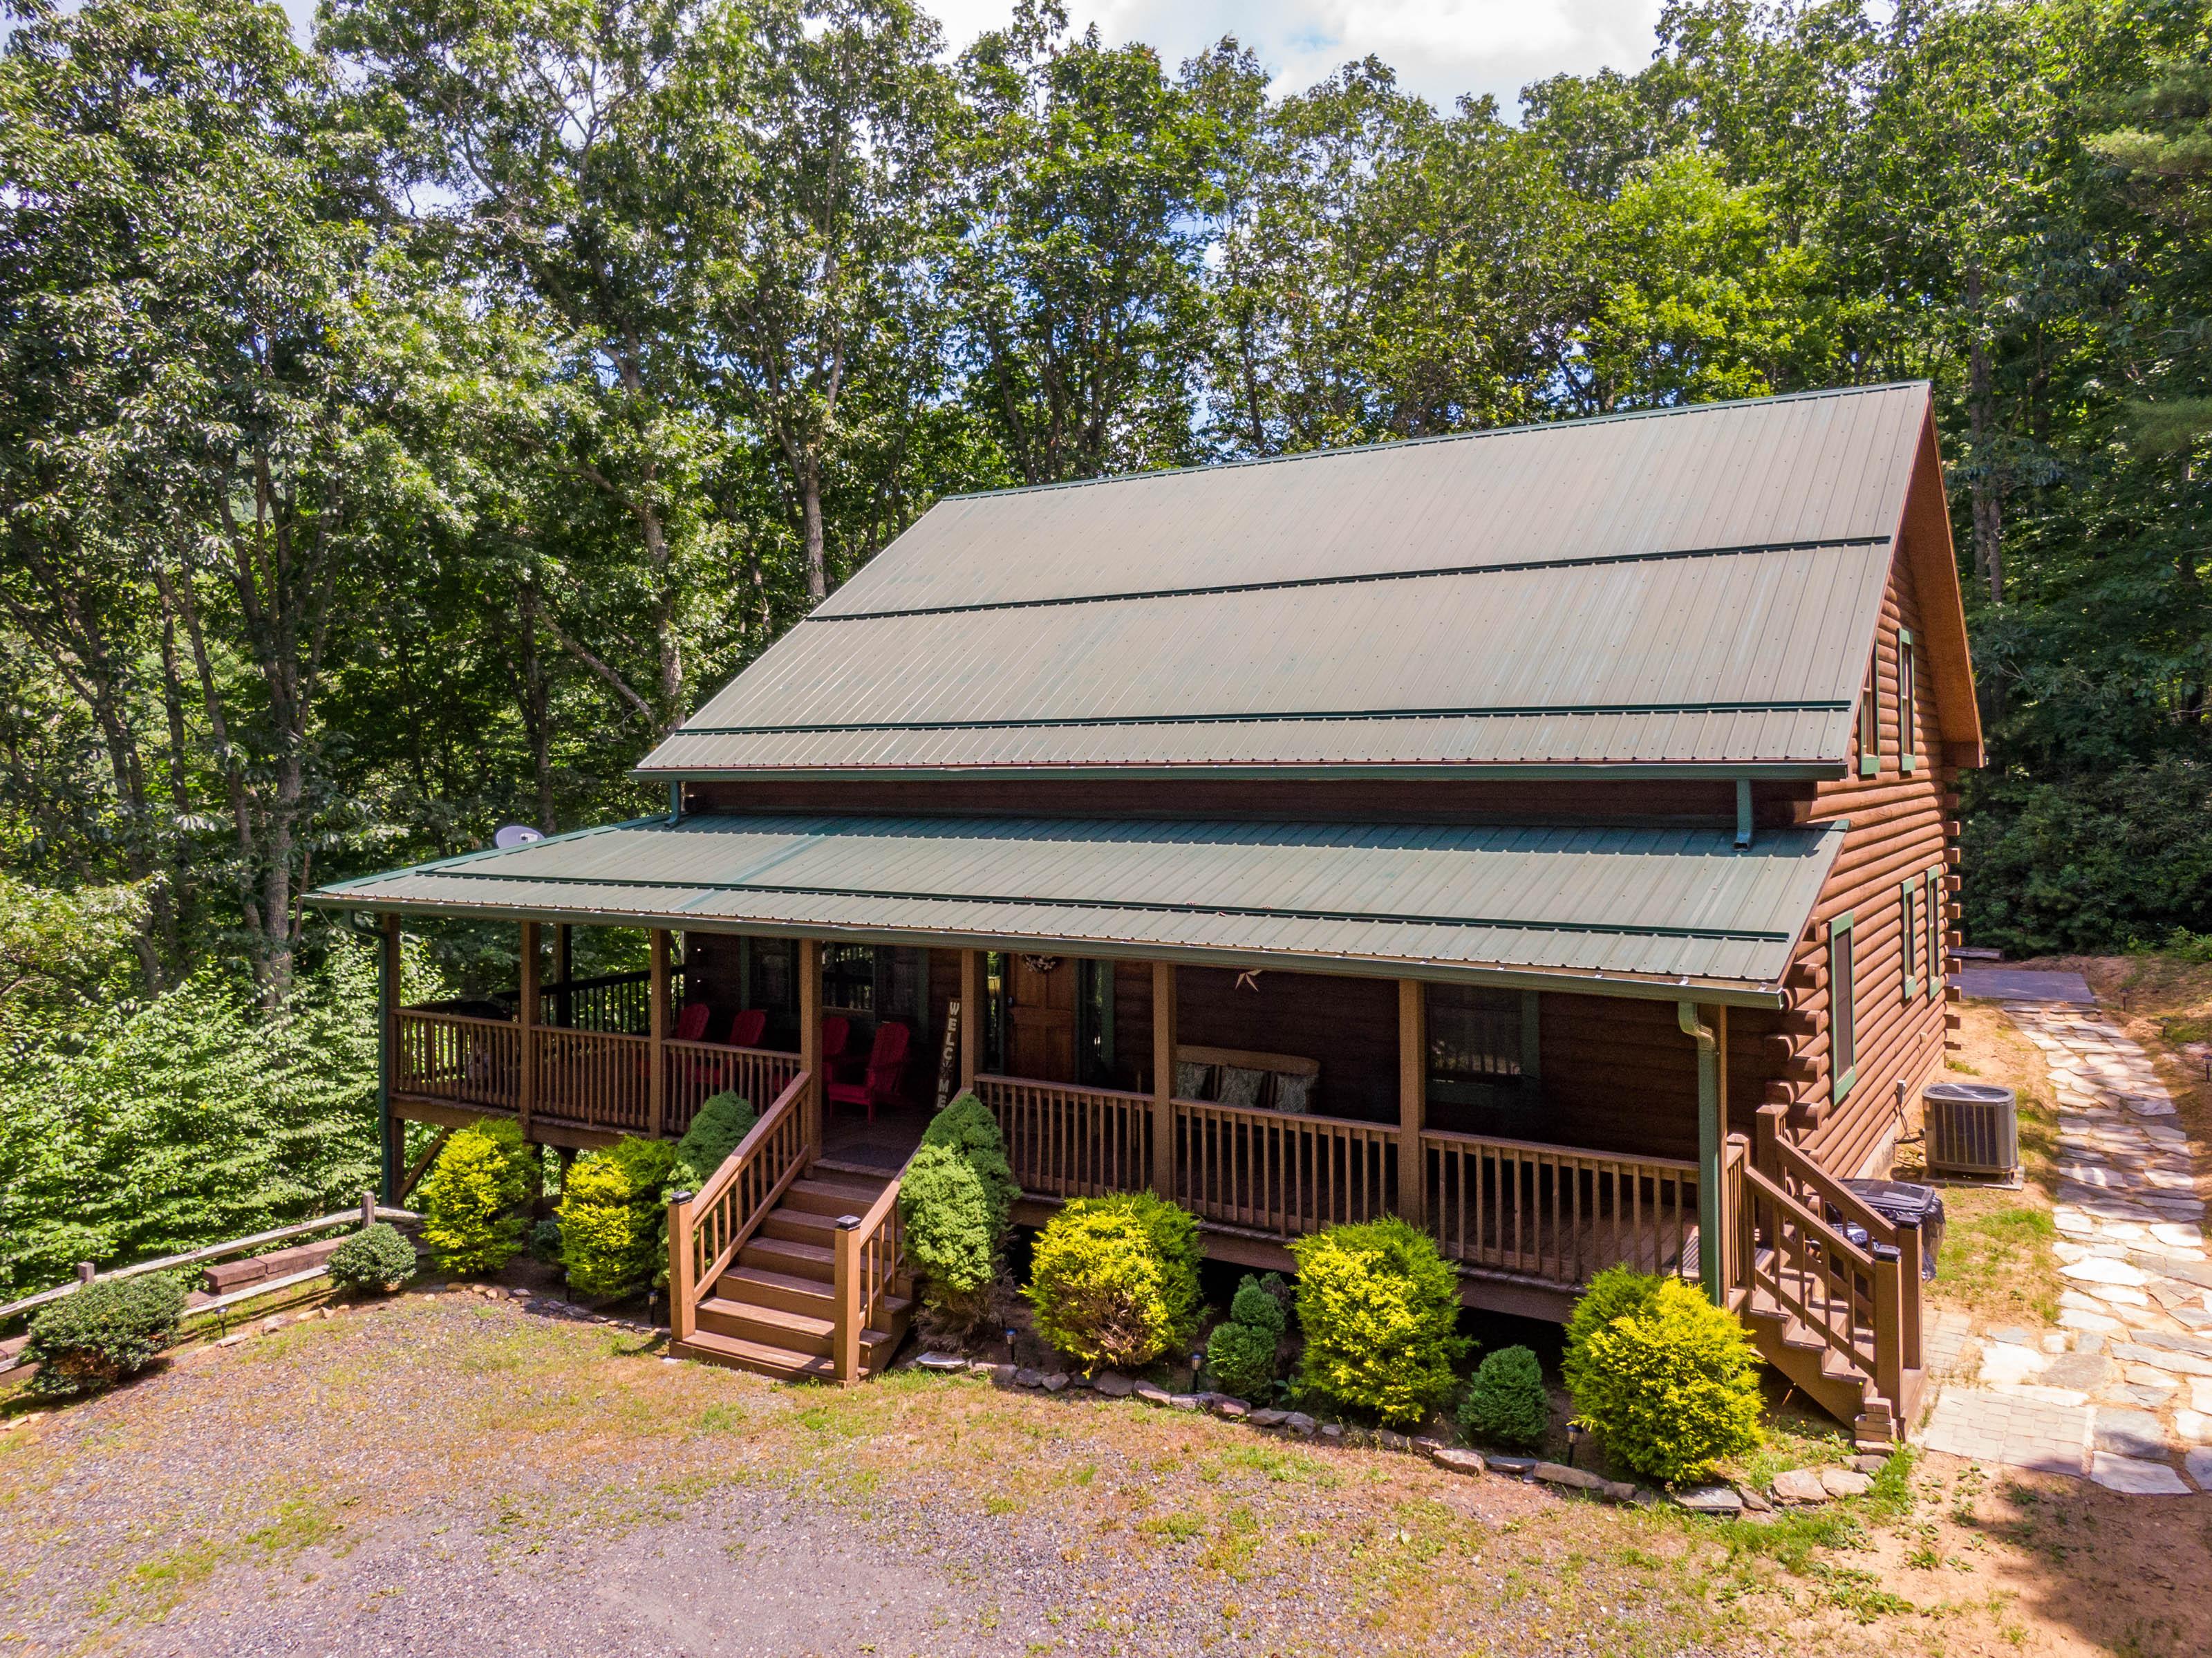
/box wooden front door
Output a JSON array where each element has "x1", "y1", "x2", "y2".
[{"x1": 1005, "y1": 954, "x2": 1078, "y2": 1082}]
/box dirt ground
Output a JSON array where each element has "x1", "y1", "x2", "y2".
[{"x1": 3, "y1": 1286, "x2": 2209, "y2": 1658}]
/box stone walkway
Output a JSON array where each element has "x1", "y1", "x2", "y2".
[{"x1": 1916, "y1": 994, "x2": 2212, "y2": 1495}]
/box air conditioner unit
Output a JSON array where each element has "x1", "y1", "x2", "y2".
[{"x1": 1922, "y1": 1081, "x2": 2019, "y2": 1182}]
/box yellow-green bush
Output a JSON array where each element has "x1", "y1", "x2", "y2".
[
  {"x1": 417, "y1": 1119, "x2": 537, "y2": 1275},
  {"x1": 559, "y1": 1136, "x2": 679, "y2": 1299},
  {"x1": 1024, "y1": 1192, "x2": 1200, "y2": 1371},
  {"x1": 1289, "y1": 1216, "x2": 1468, "y2": 1428},
  {"x1": 1564, "y1": 1270, "x2": 1763, "y2": 1483}
]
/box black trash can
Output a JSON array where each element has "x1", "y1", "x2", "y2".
[{"x1": 1841, "y1": 1178, "x2": 1945, "y2": 1280}]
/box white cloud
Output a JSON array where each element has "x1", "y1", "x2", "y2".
[{"x1": 922, "y1": 0, "x2": 1667, "y2": 113}]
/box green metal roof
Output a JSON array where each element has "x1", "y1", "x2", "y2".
[
  {"x1": 311, "y1": 813, "x2": 1846, "y2": 1003},
  {"x1": 638, "y1": 384, "x2": 1931, "y2": 779}
]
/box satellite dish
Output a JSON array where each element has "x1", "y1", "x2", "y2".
[{"x1": 494, "y1": 824, "x2": 545, "y2": 850}]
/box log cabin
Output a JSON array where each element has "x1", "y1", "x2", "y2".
[{"x1": 310, "y1": 380, "x2": 1978, "y2": 1440}]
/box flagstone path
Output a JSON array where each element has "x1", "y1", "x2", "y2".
[{"x1": 1915, "y1": 990, "x2": 2212, "y2": 1495}]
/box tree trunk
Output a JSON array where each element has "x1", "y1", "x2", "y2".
[
  {"x1": 1965, "y1": 272, "x2": 2004, "y2": 605},
  {"x1": 802, "y1": 452, "x2": 828, "y2": 602}
]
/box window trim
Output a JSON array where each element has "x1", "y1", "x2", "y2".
[
  {"x1": 1897, "y1": 628, "x2": 1918, "y2": 774},
  {"x1": 1900, "y1": 879, "x2": 1920, "y2": 1000},
  {"x1": 1859, "y1": 651, "x2": 1880, "y2": 777},
  {"x1": 1925, "y1": 866, "x2": 1946, "y2": 1002},
  {"x1": 1830, "y1": 911, "x2": 1857, "y2": 1103}
]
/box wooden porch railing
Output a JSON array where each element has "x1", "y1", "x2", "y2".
[
  {"x1": 832, "y1": 1150, "x2": 916, "y2": 1382},
  {"x1": 534, "y1": 1026, "x2": 653, "y2": 1133},
  {"x1": 1174, "y1": 1097, "x2": 1398, "y2": 1237},
  {"x1": 664, "y1": 1042, "x2": 803, "y2": 1137},
  {"x1": 1422, "y1": 1128, "x2": 1701, "y2": 1287},
  {"x1": 976, "y1": 1075, "x2": 1154, "y2": 1199},
  {"x1": 667, "y1": 1068, "x2": 812, "y2": 1347},
  {"x1": 393, "y1": 1009, "x2": 519, "y2": 1109},
  {"x1": 493, "y1": 967, "x2": 681, "y2": 1035}
]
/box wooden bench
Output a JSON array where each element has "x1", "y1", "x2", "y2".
[{"x1": 1173, "y1": 1043, "x2": 1320, "y2": 1112}]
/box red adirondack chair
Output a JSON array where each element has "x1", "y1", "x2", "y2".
[
  {"x1": 673, "y1": 1002, "x2": 711, "y2": 1043},
  {"x1": 827, "y1": 1022, "x2": 912, "y2": 1122},
  {"x1": 723, "y1": 1007, "x2": 767, "y2": 1048},
  {"x1": 821, "y1": 1015, "x2": 853, "y2": 1080}
]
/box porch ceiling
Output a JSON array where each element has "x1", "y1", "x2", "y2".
[{"x1": 311, "y1": 814, "x2": 1845, "y2": 1005}]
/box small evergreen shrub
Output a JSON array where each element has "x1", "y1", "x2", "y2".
[
  {"x1": 1565, "y1": 1274, "x2": 1764, "y2": 1483},
  {"x1": 919, "y1": 1092, "x2": 1018, "y2": 1226},
  {"x1": 1290, "y1": 1216, "x2": 1468, "y2": 1428},
  {"x1": 25, "y1": 1274, "x2": 185, "y2": 1395},
  {"x1": 900, "y1": 1142, "x2": 1000, "y2": 1330},
  {"x1": 667, "y1": 1091, "x2": 757, "y2": 1197},
  {"x1": 326, "y1": 1223, "x2": 416, "y2": 1294},
  {"x1": 528, "y1": 1215, "x2": 564, "y2": 1266},
  {"x1": 1204, "y1": 1273, "x2": 1290, "y2": 1399},
  {"x1": 418, "y1": 1119, "x2": 537, "y2": 1275},
  {"x1": 1458, "y1": 1344, "x2": 1549, "y2": 1449},
  {"x1": 1025, "y1": 1193, "x2": 1201, "y2": 1371},
  {"x1": 559, "y1": 1137, "x2": 679, "y2": 1299}
]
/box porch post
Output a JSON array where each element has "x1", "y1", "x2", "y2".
[
  {"x1": 1150, "y1": 960, "x2": 1175, "y2": 1198},
  {"x1": 798, "y1": 938, "x2": 824, "y2": 1153},
  {"x1": 518, "y1": 921, "x2": 539, "y2": 1142},
  {"x1": 1678, "y1": 1000, "x2": 1723, "y2": 1304},
  {"x1": 378, "y1": 913, "x2": 402, "y2": 1204},
  {"x1": 554, "y1": 923, "x2": 573, "y2": 1027},
  {"x1": 649, "y1": 926, "x2": 671, "y2": 1137},
  {"x1": 958, "y1": 949, "x2": 983, "y2": 1091},
  {"x1": 1397, "y1": 980, "x2": 1425, "y2": 1229}
]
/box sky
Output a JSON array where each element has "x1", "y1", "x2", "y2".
[
  {"x1": 921, "y1": 0, "x2": 1668, "y2": 111},
  {"x1": 275, "y1": 0, "x2": 1670, "y2": 115}
]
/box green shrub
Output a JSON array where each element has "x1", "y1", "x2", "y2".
[
  {"x1": 1458, "y1": 1345, "x2": 1550, "y2": 1449},
  {"x1": 559, "y1": 1137, "x2": 679, "y2": 1300},
  {"x1": 666, "y1": 1091, "x2": 757, "y2": 1197},
  {"x1": 527, "y1": 1215, "x2": 564, "y2": 1266},
  {"x1": 326, "y1": 1223, "x2": 417, "y2": 1294},
  {"x1": 920, "y1": 1091, "x2": 1018, "y2": 1226},
  {"x1": 25, "y1": 1274, "x2": 185, "y2": 1395},
  {"x1": 1205, "y1": 1274, "x2": 1290, "y2": 1399},
  {"x1": 1562, "y1": 1264, "x2": 1663, "y2": 1397},
  {"x1": 1565, "y1": 1274, "x2": 1764, "y2": 1483},
  {"x1": 1289, "y1": 1217, "x2": 1468, "y2": 1428},
  {"x1": 417, "y1": 1119, "x2": 537, "y2": 1275},
  {"x1": 1230, "y1": 1273, "x2": 1288, "y2": 1336},
  {"x1": 1025, "y1": 1193, "x2": 1201, "y2": 1372},
  {"x1": 900, "y1": 1142, "x2": 1000, "y2": 1330}
]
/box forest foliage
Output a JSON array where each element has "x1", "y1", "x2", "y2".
[{"x1": 6, "y1": 0, "x2": 2212, "y2": 1278}]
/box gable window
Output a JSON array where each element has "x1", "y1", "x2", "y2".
[
  {"x1": 1900, "y1": 879, "x2": 1920, "y2": 1000},
  {"x1": 1427, "y1": 986, "x2": 1540, "y2": 1112},
  {"x1": 1859, "y1": 652, "x2": 1880, "y2": 776},
  {"x1": 1830, "y1": 912, "x2": 1857, "y2": 1102},
  {"x1": 1926, "y1": 866, "x2": 1946, "y2": 1001},
  {"x1": 1897, "y1": 629, "x2": 1918, "y2": 774}
]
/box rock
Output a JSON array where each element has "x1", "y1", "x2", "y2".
[
  {"x1": 1483, "y1": 1454, "x2": 1539, "y2": 1476},
  {"x1": 1014, "y1": 1367, "x2": 1043, "y2": 1389},
  {"x1": 1819, "y1": 1469, "x2": 1873, "y2": 1498},
  {"x1": 1978, "y1": 1344, "x2": 2050, "y2": 1386},
  {"x1": 2113, "y1": 1343, "x2": 2212, "y2": 1378},
  {"x1": 260, "y1": 1315, "x2": 284, "y2": 1333},
  {"x1": 1132, "y1": 1381, "x2": 1172, "y2": 1406},
  {"x1": 1604, "y1": 1481, "x2": 1640, "y2": 1504},
  {"x1": 1282, "y1": 1412, "x2": 1318, "y2": 1436},
  {"x1": 215, "y1": 1331, "x2": 252, "y2": 1348},
  {"x1": 2090, "y1": 1453, "x2": 2191, "y2": 1495},
  {"x1": 1378, "y1": 1430, "x2": 1410, "y2": 1452},
  {"x1": 1989, "y1": 1325, "x2": 2036, "y2": 1347},
  {"x1": 1534, "y1": 1462, "x2": 1606, "y2": 1492},
  {"x1": 1094, "y1": 1372, "x2": 1135, "y2": 1399},
  {"x1": 2186, "y1": 1447, "x2": 2212, "y2": 1490},
  {"x1": 2063, "y1": 1257, "x2": 2150, "y2": 1287},
  {"x1": 1736, "y1": 1484, "x2": 1774, "y2": 1513},
  {"x1": 1430, "y1": 1448, "x2": 1487, "y2": 1477},
  {"x1": 1248, "y1": 1408, "x2": 1288, "y2": 1427},
  {"x1": 982, "y1": 1364, "x2": 1018, "y2": 1388},
  {"x1": 508, "y1": 1286, "x2": 530, "y2": 1299},
  {"x1": 1410, "y1": 1436, "x2": 1447, "y2": 1457},
  {"x1": 2124, "y1": 1364, "x2": 2180, "y2": 1390},
  {"x1": 1168, "y1": 1393, "x2": 1203, "y2": 1411},
  {"x1": 1848, "y1": 1454, "x2": 1891, "y2": 1476},
  {"x1": 2039, "y1": 1352, "x2": 2111, "y2": 1392},
  {"x1": 2094, "y1": 1406, "x2": 2170, "y2": 1459},
  {"x1": 916, "y1": 1351, "x2": 966, "y2": 1372},
  {"x1": 1211, "y1": 1397, "x2": 1248, "y2": 1419},
  {"x1": 1040, "y1": 1372, "x2": 1069, "y2": 1393},
  {"x1": 1319, "y1": 1422, "x2": 1344, "y2": 1441},
  {"x1": 1771, "y1": 1468, "x2": 1830, "y2": 1505},
  {"x1": 1674, "y1": 1485, "x2": 1744, "y2": 1515}
]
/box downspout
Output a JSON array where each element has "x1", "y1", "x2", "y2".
[
  {"x1": 1678, "y1": 1000, "x2": 1723, "y2": 1304},
  {"x1": 668, "y1": 781, "x2": 684, "y2": 823},
  {"x1": 1735, "y1": 779, "x2": 1753, "y2": 850}
]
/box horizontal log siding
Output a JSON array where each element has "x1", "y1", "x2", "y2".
[
  {"x1": 1175, "y1": 966, "x2": 1399, "y2": 1123},
  {"x1": 1533, "y1": 994, "x2": 1700, "y2": 1162},
  {"x1": 1781, "y1": 540, "x2": 1954, "y2": 1177}
]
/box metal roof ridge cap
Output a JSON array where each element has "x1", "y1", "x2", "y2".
[{"x1": 921, "y1": 382, "x2": 1937, "y2": 506}]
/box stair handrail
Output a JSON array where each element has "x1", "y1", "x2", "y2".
[
  {"x1": 1741, "y1": 1159, "x2": 1900, "y2": 1408},
  {"x1": 830, "y1": 1146, "x2": 919, "y2": 1384},
  {"x1": 667, "y1": 1067, "x2": 812, "y2": 1346}
]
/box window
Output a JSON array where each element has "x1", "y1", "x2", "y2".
[
  {"x1": 1926, "y1": 866, "x2": 1946, "y2": 1001},
  {"x1": 1426, "y1": 986, "x2": 1539, "y2": 1110},
  {"x1": 1859, "y1": 651, "x2": 1880, "y2": 776},
  {"x1": 1830, "y1": 912, "x2": 1857, "y2": 1102},
  {"x1": 1900, "y1": 879, "x2": 1920, "y2": 1000},
  {"x1": 1897, "y1": 628, "x2": 1918, "y2": 774},
  {"x1": 822, "y1": 942, "x2": 877, "y2": 1012},
  {"x1": 740, "y1": 938, "x2": 795, "y2": 1011}
]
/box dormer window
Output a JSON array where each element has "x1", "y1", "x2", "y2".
[
  {"x1": 1859, "y1": 651, "x2": 1880, "y2": 776},
  {"x1": 1898, "y1": 630, "x2": 1918, "y2": 774}
]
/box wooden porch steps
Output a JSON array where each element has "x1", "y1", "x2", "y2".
[
  {"x1": 1738, "y1": 1251, "x2": 1921, "y2": 1443},
  {"x1": 671, "y1": 1162, "x2": 912, "y2": 1384}
]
